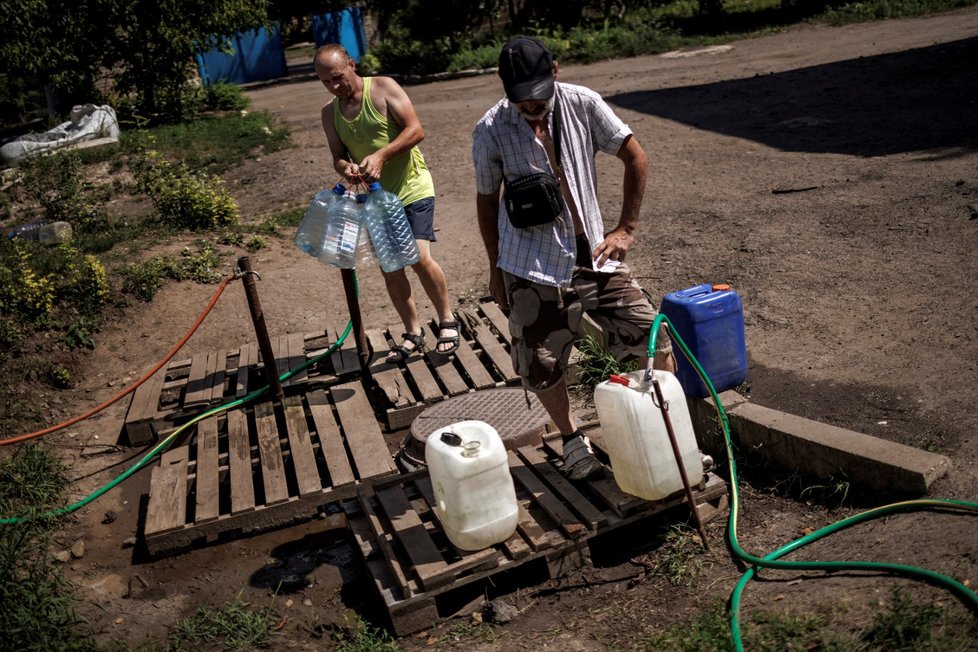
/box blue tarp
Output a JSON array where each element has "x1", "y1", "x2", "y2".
[
  {"x1": 311, "y1": 6, "x2": 367, "y2": 61},
  {"x1": 197, "y1": 25, "x2": 287, "y2": 86}
]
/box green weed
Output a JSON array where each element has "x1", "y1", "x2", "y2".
[
  {"x1": 0, "y1": 445, "x2": 93, "y2": 652},
  {"x1": 317, "y1": 613, "x2": 402, "y2": 651},
  {"x1": 653, "y1": 524, "x2": 710, "y2": 586},
  {"x1": 164, "y1": 594, "x2": 277, "y2": 652},
  {"x1": 572, "y1": 333, "x2": 639, "y2": 390}
]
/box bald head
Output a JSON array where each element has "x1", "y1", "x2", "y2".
[{"x1": 315, "y1": 44, "x2": 359, "y2": 99}]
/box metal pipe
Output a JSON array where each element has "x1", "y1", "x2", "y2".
[
  {"x1": 340, "y1": 268, "x2": 369, "y2": 371},
  {"x1": 650, "y1": 376, "x2": 710, "y2": 550},
  {"x1": 237, "y1": 256, "x2": 284, "y2": 403}
]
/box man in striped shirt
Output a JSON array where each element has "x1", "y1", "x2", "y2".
[{"x1": 472, "y1": 37, "x2": 675, "y2": 481}]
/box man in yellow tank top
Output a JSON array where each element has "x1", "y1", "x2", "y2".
[{"x1": 313, "y1": 44, "x2": 458, "y2": 361}]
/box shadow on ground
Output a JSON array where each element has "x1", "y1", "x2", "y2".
[{"x1": 608, "y1": 37, "x2": 978, "y2": 157}]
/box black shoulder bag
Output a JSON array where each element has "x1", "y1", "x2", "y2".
[{"x1": 503, "y1": 98, "x2": 564, "y2": 229}]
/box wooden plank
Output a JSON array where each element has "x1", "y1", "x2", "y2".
[
  {"x1": 514, "y1": 501, "x2": 556, "y2": 551},
  {"x1": 235, "y1": 343, "x2": 257, "y2": 398},
  {"x1": 332, "y1": 381, "x2": 396, "y2": 479},
  {"x1": 145, "y1": 446, "x2": 189, "y2": 535},
  {"x1": 397, "y1": 326, "x2": 442, "y2": 403},
  {"x1": 272, "y1": 334, "x2": 290, "y2": 384},
  {"x1": 479, "y1": 300, "x2": 512, "y2": 343},
  {"x1": 366, "y1": 329, "x2": 413, "y2": 408},
  {"x1": 330, "y1": 322, "x2": 360, "y2": 376},
  {"x1": 460, "y1": 307, "x2": 516, "y2": 380},
  {"x1": 516, "y1": 445, "x2": 606, "y2": 529},
  {"x1": 283, "y1": 395, "x2": 321, "y2": 496},
  {"x1": 306, "y1": 389, "x2": 356, "y2": 488},
  {"x1": 209, "y1": 349, "x2": 227, "y2": 402},
  {"x1": 360, "y1": 490, "x2": 415, "y2": 599},
  {"x1": 254, "y1": 400, "x2": 289, "y2": 505},
  {"x1": 126, "y1": 369, "x2": 165, "y2": 425},
  {"x1": 182, "y1": 354, "x2": 210, "y2": 407},
  {"x1": 286, "y1": 332, "x2": 307, "y2": 384},
  {"x1": 450, "y1": 330, "x2": 497, "y2": 389},
  {"x1": 374, "y1": 486, "x2": 452, "y2": 590},
  {"x1": 508, "y1": 451, "x2": 585, "y2": 539},
  {"x1": 194, "y1": 417, "x2": 220, "y2": 523},
  {"x1": 226, "y1": 408, "x2": 256, "y2": 514}
]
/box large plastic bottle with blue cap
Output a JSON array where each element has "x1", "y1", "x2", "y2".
[
  {"x1": 362, "y1": 181, "x2": 419, "y2": 273},
  {"x1": 318, "y1": 189, "x2": 362, "y2": 269},
  {"x1": 294, "y1": 183, "x2": 345, "y2": 256}
]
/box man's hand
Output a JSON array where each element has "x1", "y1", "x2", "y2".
[
  {"x1": 489, "y1": 268, "x2": 509, "y2": 314},
  {"x1": 357, "y1": 152, "x2": 385, "y2": 183},
  {"x1": 593, "y1": 227, "x2": 636, "y2": 267},
  {"x1": 341, "y1": 163, "x2": 364, "y2": 185}
]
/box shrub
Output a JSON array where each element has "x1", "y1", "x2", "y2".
[
  {"x1": 204, "y1": 82, "x2": 250, "y2": 111},
  {"x1": 135, "y1": 153, "x2": 239, "y2": 230},
  {"x1": 19, "y1": 151, "x2": 108, "y2": 233}
]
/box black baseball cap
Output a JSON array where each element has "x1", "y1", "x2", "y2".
[{"x1": 498, "y1": 37, "x2": 554, "y2": 103}]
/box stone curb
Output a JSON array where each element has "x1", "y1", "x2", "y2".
[{"x1": 687, "y1": 391, "x2": 951, "y2": 495}]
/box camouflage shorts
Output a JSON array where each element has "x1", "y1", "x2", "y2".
[{"x1": 503, "y1": 263, "x2": 672, "y2": 392}]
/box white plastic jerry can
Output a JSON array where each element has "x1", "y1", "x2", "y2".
[
  {"x1": 593, "y1": 370, "x2": 703, "y2": 501},
  {"x1": 424, "y1": 420, "x2": 519, "y2": 551}
]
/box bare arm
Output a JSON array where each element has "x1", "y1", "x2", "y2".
[
  {"x1": 477, "y1": 190, "x2": 508, "y2": 311},
  {"x1": 321, "y1": 102, "x2": 361, "y2": 184},
  {"x1": 357, "y1": 76, "x2": 425, "y2": 182},
  {"x1": 592, "y1": 134, "x2": 649, "y2": 266}
]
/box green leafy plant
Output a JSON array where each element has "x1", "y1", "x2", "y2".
[
  {"x1": 19, "y1": 151, "x2": 108, "y2": 232},
  {"x1": 572, "y1": 333, "x2": 638, "y2": 390}
]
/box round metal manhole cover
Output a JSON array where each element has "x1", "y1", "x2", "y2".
[{"x1": 398, "y1": 388, "x2": 552, "y2": 470}]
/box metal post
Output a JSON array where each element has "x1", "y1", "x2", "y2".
[
  {"x1": 340, "y1": 268, "x2": 370, "y2": 371},
  {"x1": 237, "y1": 256, "x2": 284, "y2": 403},
  {"x1": 650, "y1": 377, "x2": 710, "y2": 550}
]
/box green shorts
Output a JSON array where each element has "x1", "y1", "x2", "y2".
[{"x1": 503, "y1": 262, "x2": 672, "y2": 392}]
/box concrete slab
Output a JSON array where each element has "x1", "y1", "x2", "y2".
[{"x1": 687, "y1": 393, "x2": 951, "y2": 495}]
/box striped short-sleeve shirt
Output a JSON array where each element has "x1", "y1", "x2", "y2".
[{"x1": 472, "y1": 82, "x2": 632, "y2": 288}]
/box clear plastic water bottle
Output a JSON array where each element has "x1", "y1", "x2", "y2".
[
  {"x1": 356, "y1": 208, "x2": 377, "y2": 269},
  {"x1": 319, "y1": 190, "x2": 362, "y2": 269},
  {"x1": 362, "y1": 182, "x2": 420, "y2": 273},
  {"x1": 294, "y1": 183, "x2": 345, "y2": 256},
  {"x1": 6, "y1": 220, "x2": 49, "y2": 240}
]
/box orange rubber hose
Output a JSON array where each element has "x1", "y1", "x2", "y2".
[{"x1": 0, "y1": 274, "x2": 236, "y2": 446}]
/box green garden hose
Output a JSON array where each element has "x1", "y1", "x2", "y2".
[{"x1": 647, "y1": 313, "x2": 978, "y2": 651}]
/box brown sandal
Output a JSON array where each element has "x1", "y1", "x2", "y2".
[{"x1": 387, "y1": 330, "x2": 425, "y2": 363}]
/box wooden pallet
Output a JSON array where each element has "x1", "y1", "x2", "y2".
[
  {"x1": 123, "y1": 300, "x2": 520, "y2": 445},
  {"x1": 142, "y1": 380, "x2": 397, "y2": 558},
  {"x1": 345, "y1": 444, "x2": 728, "y2": 636}
]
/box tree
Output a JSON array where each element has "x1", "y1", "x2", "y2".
[{"x1": 0, "y1": 0, "x2": 268, "y2": 126}]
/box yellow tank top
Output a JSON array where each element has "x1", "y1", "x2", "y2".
[{"x1": 332, "y1": 77, "x2": 434, "y2": 205}]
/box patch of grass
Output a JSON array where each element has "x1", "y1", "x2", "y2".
[
  {"x1": 572, "y1": 333, "x2": 639, "y2": 390},
  {"x1": 445, "y1": 619, "x2": 497, "y2": 645},
  {"x1": 164, "y1": 594, "x2": 277, "y2": 652},
  {"x1": 0, "y1": 445, "x2": 94, "y2": 652},
  {"x1": 316, "y1": 613, "x2": 402, "y2": 651},
  {"x1": 653, "y1": 524, "x2": 710, "y2": 586},
  {"x1": 643, "y1": 589, "x2": 978, "y2": 651},
  {"x1": 123, "y1": 111, "x2": 292, "y2": 175}
]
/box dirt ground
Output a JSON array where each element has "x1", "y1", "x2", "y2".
[{"x1": 24, "y1": 8, "x2": 978, "y2": 650}]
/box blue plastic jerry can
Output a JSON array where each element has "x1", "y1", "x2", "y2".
[{"x1": 660, "y1": 283, "x2": 748, "y2": 397}]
